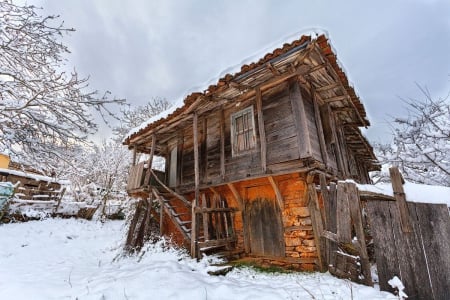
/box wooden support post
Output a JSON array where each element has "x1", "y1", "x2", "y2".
[
  {"x1": 219, "y1": 108, "x2": 226, "y2": 180},
  {"x1": 336, "y1": 182, "x2": 352, "y2": 243},
  {"x1": 144, "y1": 134, "x2": 156, "y2": 185},
  {"x1": 227, "y1": 183, "x2": 243, "y2": 211},
  {"x1": 255, "y1": 87, "x2": 267, "y2": 173},
  {"x1": 289, "y1": 78, "x2": 311, "y2": 157},
  {"x1": 389, "y1": 167, "x2": 413, "y2": 232},
  {"x1": 201, "y1": 118, "x2": 208, "y2": 181},
  {"x1": 193, "y1": 113, "x2": 200, "y2": 206},
  {"x1": 159, "y1": 195, "x2": 164, "y2": 235},
  {"x1": 312, "y1": 88, "x2": 329, "y2": 167},
  {"x1": 346, "y1": 182, "x2": 373, "y2": 286},
  {"x1": 201, "y1": 193, "x2": 209, "y2": 241},
  {"x1": 190, "y1": 201, "x2": 198, "y2": 258},
  {"x1": 192, "y1": 112, "x2": 200, "y2": 259},
  {"x1": 268, "y1": 176, "x2": 283, "y2": 209},
  {"x1": 227, "y1": 183, "x2": 249, "y2": 254},
  {"x1": 132, "y1": 146, "x2": 137, "y2": 166},
  {"x1": 327, "y1": 182, "x2": 337, "y2": 268},
  {"x1": 150, "y1": 169, "x2": 190, "y2": 206},
  {"x1": 307, "y1": 180, "x2": 326, "y2": 272},
  {"x1": 319, "y1": 174, "x2": 329, "y2": 229}
]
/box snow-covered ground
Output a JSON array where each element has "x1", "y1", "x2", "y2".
[{"x1": 0, "y1": 219, "x2": 397, "y2": 300}]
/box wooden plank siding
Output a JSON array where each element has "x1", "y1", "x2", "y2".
[
  {"x1": 171, "y1": 79, "x2": 339, "y2": 190},
  {"x1": 300, "y1": 85, "x2": 322, "y2": 161},
  {"x1": 263, "y1": 84, "x2": 300, "y2": 165}
]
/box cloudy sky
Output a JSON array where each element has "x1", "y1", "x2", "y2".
[{"x1": 28, "y1": 0, "x2": 450, "y2": 142}]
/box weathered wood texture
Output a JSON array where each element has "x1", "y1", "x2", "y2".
[
  {"x1": 245, "y1": 197, "x2": 285, "y2": 257},
  {"x1": 0, "y1": 171, "x2": 64, "y2": 201},
  {"x1": 127, "y1": 162, "x2": 145, "y2": 190},
  {"x1": 366, "y1": 201, "x2": 450, "y2": 300},
  {"x1": 322, "y1": 181, "x2": 372, "y2": 285},
  {"x1": 389, "y1": 167, "x2": 413, "y2": 232},
  {"x1": 125, "y1": 198, "x2": 155, "y2": 253}
]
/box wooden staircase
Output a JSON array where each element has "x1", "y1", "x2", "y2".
[
  {"x1": 153, "y1": 188, "x2": 192, "y2": 243},
  {"x1": 152, "y1": 186, "x2": 238, "y2": 259}
]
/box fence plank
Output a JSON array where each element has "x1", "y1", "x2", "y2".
[
  {"x1": 413, "y1": 203, "x2": 450, "y2": 300},
  {"x1": 336, "y1": 182, "x2": 351, "y2": 244},
  {"x1": 327, "y1": 183, "x2": 338, "y2": 268},
  {"x1": 346, "y1": 182, "x2": 372, "y2": 286},
  {"x1": 389, "y1": 167, "x2": 413, "y2": 232},
  {"x1": 387, "y1": 201, "x2": 429, "y2": 300},
  {"x1": 365, "y1": 200, "x2": 399, "y2": 294},
  {"x1": 307, "y1": 182, "x2": 326, "y2": 271}
]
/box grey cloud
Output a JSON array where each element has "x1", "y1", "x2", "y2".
[{"x1": 32, "y1": 0, "x2": 450, "y2": 142}]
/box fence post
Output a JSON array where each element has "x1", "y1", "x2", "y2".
[{"x1": 389, "y1": 167, "x2": 413, "y2": 232}]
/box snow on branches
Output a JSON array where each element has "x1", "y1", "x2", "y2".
[
  {"x1": 0, "y1": 1, "x2": 123, "y2": 166},
  {"x1": 373, "y1": 85, "x2": 450, "y2": 186}
]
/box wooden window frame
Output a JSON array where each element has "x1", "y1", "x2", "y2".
[{"x1": 230, "y1": 106, "x2": 257, "y2": 157}]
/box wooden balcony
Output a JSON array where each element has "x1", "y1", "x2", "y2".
[{"x1": 126, "y1": 162, "x2": 165, "y2": 194}]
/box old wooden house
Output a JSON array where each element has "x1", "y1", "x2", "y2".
[{"x1": 124, "y1": 34, "x2": 378, "y2": 271}]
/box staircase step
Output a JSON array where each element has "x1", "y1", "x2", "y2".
[
  {"x1": 179, "y1": 220, "x2": 191, "y2": 225},
  {"x1": 173, "y1": 213, "x2": 189, "y2": 217}
]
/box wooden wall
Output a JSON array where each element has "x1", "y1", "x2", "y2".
[{"x1": 169, "y1": 77, "x2": 369, "y2": 190}]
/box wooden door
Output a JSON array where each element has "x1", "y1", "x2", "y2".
[{"x1": 245, "y1": 197, "x2": 285, "y2": 257}]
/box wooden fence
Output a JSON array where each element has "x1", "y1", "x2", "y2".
[
  {"x1": 316, "y1": 167, "x2": 450, "y2": 300},
  {"x1": 365, "y1": 194, "x2": 450, "y2": 299}
]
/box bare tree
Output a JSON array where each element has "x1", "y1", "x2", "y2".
[
  {"x1": 112, "y1": 97, "x2": 170, "y2": 142},
  {"x1": 373, "y1": 85, "x2": 450, "y2": 186},
  {"x1": 0, "y1": 1, "x2": 123, "y2": 166}
]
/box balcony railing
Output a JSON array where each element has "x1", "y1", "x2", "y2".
[{"x1": 126, "y1": 162, "x2": 165, "y2": 192}]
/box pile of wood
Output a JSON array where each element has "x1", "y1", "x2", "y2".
[{"x1": 124, "y1": 198, "x2": 159, "y2": 253}]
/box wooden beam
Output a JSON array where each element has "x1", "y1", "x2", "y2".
[
  {"x1": 268, "y1": 176, "x2": 283, "y2": 209},
  {"x1": 201, "y1": 193, "x2": 209, "y2": 241},
  {"x1": 315, "y1": 83, "x2": 340, "y2": 93},
  {"x1": 308, "y1": 63, "x2": 327, "y2": 73},
  {"x1": 229, "y1": 81, "x2": 251, "y2": 91},
  {"x1": 293, "y1": 41, "x2": 315, "y2": 66},
  {"x1": 255, "y1": 87, "x2": 267, "y2": 173},
  {"x1": 202, "y1": 118, "x2": 207, "y2": 182},
  {"x1": 209, "y1": 186, "x2": 219, "y2": 197},
  {"x1": 219, "y1": 108, "x2": 226, "y2": 179},
  {"x1": 336, "y1": 182, "x2": 351, "y2": 243},
  {"x1": 193, "y1": 112, "x2": 200, "y2": 206},
  {"x1": 227, "y1": 183, "x2": 243, "y2": 210},
  {"x1": 346, "y1": 182, "x2": 373, "y2": 286},
  {"x1": 312, "y1": 87, "x2": 329, "y2": 167},
  {"x1": 194, "y1": 206, "x2": 238, "y2": 213},
  {"x1": 143, "y1": 134, "x2": 156, "y2": 185},
  {"x1": 159, "y1": 195, "x2": 164, "y2": 235},
  {"x1": 149, "y1": 169, "x2": 189, "y2": 209},
  {"x1": 266, "y1": 62, "x2": 280, "y2": 76},
  {"x1": 307, "y1": 181, "x2": 326, "y2": 271},
  {"x1": 310, "y1": 45, "x2": 367, "y2": 127},
  {"x1": 132, "y1": 146, "x2": 137, "y2": 166},
  {"x1": 323, "y1": 95, "x2": 347, "y2": 103},
  {"x1": 389, "y1": 167, "x2": 413, "y2": 232},
  {"x1": 190, "y1": 201, "x2": 198, "y2": 258},
  {"x1": 289, "y1": 78, "x2": 311, "y2": 157}
]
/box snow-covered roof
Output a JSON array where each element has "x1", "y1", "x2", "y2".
[
  {"x1": 0, "y1": 167, "x2": 70, "y2": 185},
  {"x1": 124, "y1": 29, "x2": 369, "y2": 145}
]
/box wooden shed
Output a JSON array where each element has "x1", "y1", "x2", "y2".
[{"x1": 124, "y1": 34, "x2": 378, "y2": 271}]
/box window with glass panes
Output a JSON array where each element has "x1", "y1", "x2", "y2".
[{"x1": 231, "y1": 106, "x2": 256, "y2": 156}]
